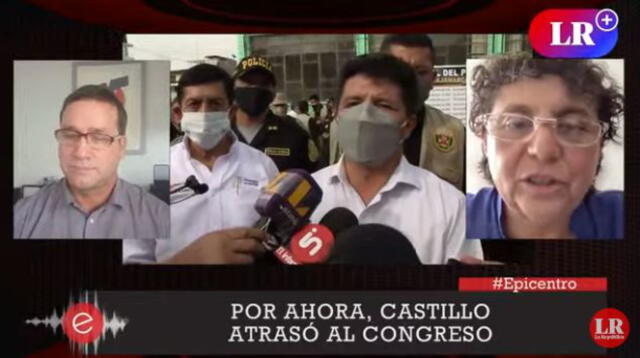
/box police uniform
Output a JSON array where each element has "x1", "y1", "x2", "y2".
[
  {"x1": 329, "y1": 103, "x2": 464, "y2": 191},
  {"x1": 232, "y1": 110, "x2": 317, "y2": 173},
  {"x1": 232, "y1": 55, "x2": 318, "y2": 173},
  {"x1": 412, "y1": 104, "x2": 465, "y2": 191}
]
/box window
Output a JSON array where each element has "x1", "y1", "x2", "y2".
[
  {"x1": 248, "y1": 35, "x2": 356, "y2": 101},
  {"x1": 469, "y1": 34, "x2": 489, "y2": 58}
]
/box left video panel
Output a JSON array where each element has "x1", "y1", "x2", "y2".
[{"x1": 13, "y1": 60, "x2": 171, "y2": 240}]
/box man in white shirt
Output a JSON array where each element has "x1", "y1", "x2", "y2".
[
  {"x1": 293, "y1": 100, "x2": 311, "y2": 133},
  {"x1": 124, "y1": 63, "x2": 279, "y2": 264},
  {"x1": 311, "y1": 54, "x2": 482, "y2": 264}
]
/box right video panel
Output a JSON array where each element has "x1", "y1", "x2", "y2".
[{"x1": 466, "y1": 57, "x2": 624, "y2": 240}]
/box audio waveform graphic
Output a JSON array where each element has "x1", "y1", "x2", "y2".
[{"x1": 24, "y1": 291, "x2": 128, "y2": 354}]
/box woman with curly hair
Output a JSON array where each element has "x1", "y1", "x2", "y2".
[{"x1": 466, "y1": 56, "x2": 624, "y2": 239}]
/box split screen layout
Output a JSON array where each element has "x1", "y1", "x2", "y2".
[{"x1": 12, "y1": 34, "x2": 625, "y2": 265}]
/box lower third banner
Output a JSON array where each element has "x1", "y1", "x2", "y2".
[{"x1": 24, "y1": 290, "x2": 606, "y2": 355}]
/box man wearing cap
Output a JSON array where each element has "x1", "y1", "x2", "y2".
[
  {"x1": 231, "y1": 55, "x2": 317, "y2": 172},
  {"x1": 270, "y1": 91, "x2": 307, "y2": 132},
  {"x1": 270, "y1": 92, "x2": 289, "y2": 118}
]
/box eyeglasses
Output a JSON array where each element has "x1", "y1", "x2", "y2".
[
  {"x1": 54, "y1": 129, "x2": 122, "y2": 149},
  {"x1": 476, "y1": 112, "x2": 608, "y2": 147}
]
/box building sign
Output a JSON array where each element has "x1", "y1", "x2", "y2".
[{"x1": 426, "y1": 65, "x2": 467, "y2": 122}]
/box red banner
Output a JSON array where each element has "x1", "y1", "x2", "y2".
[{"x1": 459, "y1": 277, "x2": 607, "y2": 292}]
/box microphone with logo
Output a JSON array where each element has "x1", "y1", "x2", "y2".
[
  {"x1": 253, "y1": 169, "x2": 323, "y2": 252},
  {"x1": 170, "y1": 175, "x2": 209, "y2": 204},
  {"x1": 274, "y1": 207, "x2": 359, "y2": 264}
]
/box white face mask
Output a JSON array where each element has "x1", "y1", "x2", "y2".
[{"x1": 180, "y1": 111, "x2": 230, "y2": 150}]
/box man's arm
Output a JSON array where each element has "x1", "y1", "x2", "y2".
[
  {"x1": 162, "y1": 228, "x2": 268, "y2": 264},
  {"x1": 122, "y1": 238, "x2": 157, "y2": 263}
]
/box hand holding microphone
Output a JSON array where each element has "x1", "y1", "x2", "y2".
[{"x1": 163, "y1": 227, "x2": 268, "y2": 264}]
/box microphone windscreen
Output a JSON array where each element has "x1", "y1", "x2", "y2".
[
  {"x1": 194, "y1": 183, "x2": 209, "y2": 194},
  {"x1": 254, "y1": 170, "x2": 323, "y2": 247},
  {"x1": 328, "y1": 223, "x2": 421, "y2": 265},
  {"x1": 319, "y1": 207, "x2": 358, "y2": 237},
  {"x1": 185, "y1": 175, "x2": 198, "y2": 188}
]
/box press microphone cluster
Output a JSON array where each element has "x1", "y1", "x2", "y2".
[
  {"x1": 170, "y1": 175, "x2": 209, "y2": 204},
  {"x1": 273, "y1": 207, "x2": 422, "y2": 265},
  {"x1": 253, "y1": 170, "x2": 422, "y2": 265}
]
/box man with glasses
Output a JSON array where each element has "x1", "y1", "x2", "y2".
[
  {"x1": 14, "y1": 84, "x2": 169, "y2": 239},
  {"x1": 466, "y1": 57, "x2": 624, "y2": 239}
]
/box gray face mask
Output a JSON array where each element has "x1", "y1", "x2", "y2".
[{"x1": 337, "y1": 102, "x2": 405, "y2": 167}]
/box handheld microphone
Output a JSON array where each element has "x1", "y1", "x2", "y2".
[
  {"x1": 253, "y1": 169, "x2": 323, "y2": 250},
  {"x1": 289, "y1": 223, "x2": 334, "y2": 264},
  {"x1": 170, "y1": 175, "x2": 209, "y2": 204},
  {"x1": 273, "y1": 207, "x2": 357, "y2": 265},
  {"x1": 328, "y1": 223, "x2": 421, "y2": 265},
  {"x1": 319, "y1": 207, "x2": 359, "y2": 237}
]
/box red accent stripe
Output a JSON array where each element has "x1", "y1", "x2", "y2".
[{"x1": 458, "y1": 277, "x2": 607, "y2": 292}]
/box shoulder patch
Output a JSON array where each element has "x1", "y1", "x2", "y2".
[{"x1": 433, "y1": 128, "x2": 456, "y2": 153}]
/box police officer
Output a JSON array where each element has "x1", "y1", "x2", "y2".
[
  {"x1": 381, "y1": 34, "x2": 464, "y2": 190},
  {"x1": 231, "y1": 55, "x2": 317, "y2": 172}
]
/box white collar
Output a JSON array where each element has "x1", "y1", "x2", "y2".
[{"x1": 327, "y1": 155, "x2": 423, "y2": 192}]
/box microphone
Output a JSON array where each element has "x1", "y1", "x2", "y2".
[
  {"x1": 170, "y1": 175, "x2": 209, "y2": 194},
  {"x1": 319, "y1": 207, "x2": 359, "y2": 237},
  {"x1": 288, "y1": 223, "x2": 335, "y2": 264},
  {"x1": 274, "y1": 207, "x2": 358, "y2": 265},
  {"x1": 327, "y1": 223, "x2": 421, "y2": 265},
  {"x1": 170, "y1": 175, "x2": 209, "y2": 204},
  {"x1": 253, "y1": 169, "x2": 323, "y2": 250}
]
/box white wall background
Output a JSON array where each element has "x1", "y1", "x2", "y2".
[
  {"x1": 465, "y1": 58, "x2": 625, "y2": 194},
  {"x1": 14, "y1": 60, "x2": 170, "y2": 189}
]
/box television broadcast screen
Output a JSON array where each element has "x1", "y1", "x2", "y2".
[{"x1": 5, "y1": 0, "x2": 638, "y2": 357}]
